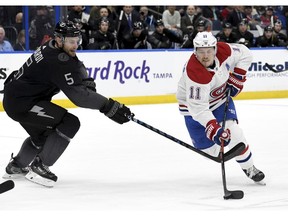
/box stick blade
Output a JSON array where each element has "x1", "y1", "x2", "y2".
[
  {"x1": 264, "y1": 63, "x2": 278, "y2": 72},
  {"x1": 0, "y1": 180, "x2": 15, "y2": 194},
  {"x1": 224, "y1": 190, "x2": 244, "y2": 200},
  {"x1": 223, "y1": 142, "x2": 246, "y2": 162}
]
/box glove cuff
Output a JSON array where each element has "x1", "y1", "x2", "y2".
[
  {"x1": 100, "y1": 98, "x2": 120, "y2": 117},
  {"x1": 205, "y1": 119, "x2": 221, "y2": 141}
]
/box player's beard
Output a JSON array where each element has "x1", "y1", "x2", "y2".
[
  {"x1": 200, "y1": 58, "x2": 213, "y2": 68},
  {"x1": 68, "y1": 49, "x2": 77, "y2": 57},
  {"x1": 64, "y1": 47, "x2": 77, "y2": 57}
]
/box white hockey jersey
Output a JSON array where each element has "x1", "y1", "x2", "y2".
[{"x1": 176, "y1": 42, "x2": 252, "y2": 127}]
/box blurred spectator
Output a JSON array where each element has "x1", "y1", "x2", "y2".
[
  {"x1": 162, "y1": 6, "x2": 182, "y2": 36},
  {"x1": 273, "y1": 19, "x2": 287, "y2": 46},
  {"x1": 147, "y1": 19, "x2": 183, "y2": 49},
  {"x1": 88, "y1": 6, "x2": 100, "y2": 30},
  {"x1": 260, "y1": 7, "x2": 278, "y2": 28},
  {"x1": 255, "y1": 25, "x2": 280, "y2": 47},
  {"x1": 244, "y1": 6, "x2": 261, "y2": 30},
  {"x1": 89, "y1": 7, "x2": 116, "y2": 33},
  {"x1": 0, "y1": 6, "x2": 22, "y2": 26},
  {"x1": 282, "y1": 6, "x2": 288, "y2": 35},
  {"x1": 73, "y1": 18, "x2": 89, "y2": 50},
  {"x1": 215, "y1": 22, "x2": 237, "y2": 43},
  {"x1": 221, "y1": 6, "x2": 234, "y2": 21},
  {"x1": 14, "y1": 12, "x2": 23, "y2": 33},
  {"x1": 227, "y1": 6, "x2": 247, "y2": 29},
  {"x1": 233, "y1": 18, "x2": 255, "y2": 47},
  {"x1": 0, "y1": 25, "x2": 14, "y2": 51},
  {"x1": 68, "y1": 6, "x2": 90, "y2": 24},
  {"x1": 107, "y1": 6, "x2": 118, "y2": 21},
  {"x1": 254, "y1": 6, "x2": 266, "y2": 16},
  {"x1": 68, "y1": 6, "x2": 90, "y2": 49},
  {"x1": 201, "y1": 6, "x2": 222, "y2": 21},
  {"x1": 122, "y1": 21, "x2": 152, "y2": 49},
  {"x1": 117, "y1": 6, "x2": 141, "y2": 49},
  {"x1": 139, "y1": 6, "x2": 156, "y2": 32},
  {"x1": 29, "y1": 6, "x2": 54, "y2": 50},
  {"x1": 88, "y1": 17, "x2": 115, "y2": 50},
  {"x1": 177, "y1": 6, "x2": 186, "y2": 17},
  {"x1": 13, "y1": 29, "x2": 26, "y2": 51},
  {"x1": 181, "y1": 19, "x2": 207, "y2": 48},
  {"x1": 201, "y1": 6, "x2": 223, "y2": 30},
  {"x1": 181, "y1": 6, "x2": 202, "y2": 36}
]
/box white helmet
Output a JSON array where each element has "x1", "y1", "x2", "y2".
[{"x1": 193, "y1": 31, "x2": 217, "y2": 50}]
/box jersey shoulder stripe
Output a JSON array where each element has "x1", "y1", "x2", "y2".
[
  {"x1": 186, "y1": 54, "x2": 214, "y2": 84},
  {"x1": 216, "y1": 42, "x2": 231, "y2": 65}
]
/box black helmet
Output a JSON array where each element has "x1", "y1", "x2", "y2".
[
  {"x1": 155, "y1": 19, "x2": 164, "y2": 27},
  {"x1": 133, "y1": 21, "x2": 144, "y2": 30},
  {"x1": 239, "y1": 18, "x2": 248, "y2": 26},
  {"x1": 54, "y1": 21, "x2": 81, "y2": 37},
  {"x1": 197, "y1": 19, "x2": 205, "y2": 27},
  {"x1": 223, "y1": 22, "x2": 232, "y2": 29},
  {"x1": 264, "y1": 25, "x2": 273, "y2": 32},
  {"x1": 100, "y1": 17, "x2": 110, "y2": 25}
]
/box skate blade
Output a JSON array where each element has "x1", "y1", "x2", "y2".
[
  {"x1": 25, "y1": 171, "x2": 55, "y2": 188},
  {"x1": 3, "y1": 172, "x2": 27, "y2": 179},
  {"x1": 255, "y1": 180, "x2": 266, "y2": 186}
]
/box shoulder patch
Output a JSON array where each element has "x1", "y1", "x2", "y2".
[
  {"x1": 216, "y1": 42, "x2": 231, "y2": 65},
  {"x1": 58, "y1": 53, "x2": 70, "y2": 62},
  {"x1": 186, "y1": 54, "x2": 214, "y2": 84}
]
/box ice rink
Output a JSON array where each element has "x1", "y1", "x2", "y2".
[{"x1": 1, "y1": 98, "x2": 288, "y2": 215}]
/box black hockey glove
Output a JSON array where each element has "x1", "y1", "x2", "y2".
[
  {"x1": 100, "y1": 98, "x2": 131, "y2": 124},
  {"x1": 82, "y1": 78, "x2": 96, "y2": 92}
]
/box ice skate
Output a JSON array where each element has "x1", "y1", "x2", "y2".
[
  {"x1": 3, "y1": 154, "x2": 29, "y2": 179},
  {"x1": 25, "y1": 156, "x2": 57, "y2": 188},
  {"x1": 243, "y1": 165, "x2": 265, "y2": 185}
]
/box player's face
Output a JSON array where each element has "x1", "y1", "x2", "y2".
[
  {"x1": 274, "y1": 24, "x2": 281, "y2": 32},
  {"x1": 264, "y1": 31, "x2": 273, "y2": 39},
  {"x1": 195, "y1": 47, "x2": 215, "y2": 68},
  {"x1": 156, "y1": 25, "x2": 164, "y2": 33},
  {"x1": 63, "y1": 36, "x2": 82, "y2": 57},
  {"x1": 100, "y1": 22, "x2": 109, "y2": 32}
]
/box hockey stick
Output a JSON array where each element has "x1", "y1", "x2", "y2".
[
  {"x1": 0, "y1": 180, "x2": 15, "y2": 194},
  {"x1": 127, "y1": 114, "x2": 245, "y2": 163},
  {"x1": 264, "y1": 63, "x2": 288, "y2": 73},
  {"x1": 220, "y1": 88, "x2": 244, "y2": 200},
  {"x1": 114, "y1": 10, "x2": 124, "y2": 50}
]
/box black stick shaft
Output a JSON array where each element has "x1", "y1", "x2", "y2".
[
  {"x1": 220, "y1": 89, "x2": 244, "y2": 199},
  {"x1": 264, "y1": 63, "x2": 288, "y2": 73},
  {"x1": 220, "y1": 89, "x2": 231, "y2": 197},
  {"x1": 129, "y1": 116, "x2": 221, "y2": 162}
]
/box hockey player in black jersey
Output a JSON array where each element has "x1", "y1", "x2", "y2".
[{"x1": 2, "y1": 21, "x2": 131, "y2": 187}]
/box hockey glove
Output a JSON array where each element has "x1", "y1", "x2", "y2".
[
  {"x1": 205, "y1": 119, "x2": 231, "y2": 146},
  {"x1": 100, "y1": 98, "x2": 131, "y2": 124},
  {"x1": 227, "y1": 74, "x2": 246, "y2": 97}
]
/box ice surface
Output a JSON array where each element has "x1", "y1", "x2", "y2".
[{"x1": 1, "y1": 99, "x2": 288, "y2": 215}]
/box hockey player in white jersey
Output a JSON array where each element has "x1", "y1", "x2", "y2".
[{"x1": 176, "y1": 31, "x2": 265, "y2": 182}]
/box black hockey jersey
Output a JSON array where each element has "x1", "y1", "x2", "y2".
[{"x1": 3, "y1": 40, "x2": 108, "y2": 112}]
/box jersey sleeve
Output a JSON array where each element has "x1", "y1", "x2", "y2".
[
  {"x1": 50, "y1": 54, "x2": 108, "y2": 110},
  {"x1": 229, "y1": 43, "x2": 253, "y2": 79}
]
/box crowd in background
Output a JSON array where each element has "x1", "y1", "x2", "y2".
[{"x1": 1, "y1": 5, "x2": 288, "y2": 52}]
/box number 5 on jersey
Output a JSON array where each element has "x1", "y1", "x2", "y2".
[{"x1": 64, "y1": 73, "x2": 74, "y2": 85}]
